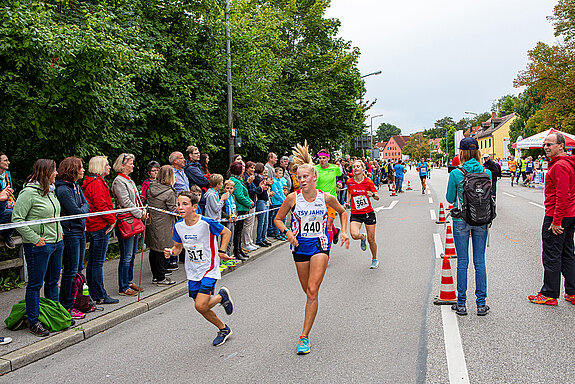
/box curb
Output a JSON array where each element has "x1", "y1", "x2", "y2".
[{"x1": 0, "y1": 239, "x2": 287, "y2": 375}]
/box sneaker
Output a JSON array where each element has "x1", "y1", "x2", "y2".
[
  {"x1": 263, "y1": 240, "x2": 273, "y2": 246},
  {"x1": 219, "y1": 264, "x2": 228, "y2": 271},
  {"x1": 245, "y1": 244, "x2": 258, "y2": 251},
  {"x1": 528, "y1": 292, "x2": 558, "y2": 305},
  {"x1": 564, "y1": 294, "x2": 575, "y2": 302},
  {"x1": 164, "y1": 270, "x2": 173, "y2": 276},
  {"x1": 0, "y1": 336, "x2": 12, "y2": 345},
  {"x1": 29, "y1": 321, "x2": 49, "y2": 337},
  {"x1": 218, "y1": 287, "x2": 234, "y2": 315},
  {"x1": 2, "y1": 235, "x2": 15, "y2": 249},
  {"x1": 450, "y1": 303, "x2": 467, "y2": 316},
  {"x1": 333, "y1": 227, "x2": 340, "y2": 244},
  {"x1": 477, "y1": 305, "x2": 490, "y2": 316},
  {"x1": 166, "y1": 263, "x2": 179, "y2": 271},
  {"x1": 119, "y1": 288, "x2": 138, "y2": 296},
  {"x1": 251, "y1": 244, "x2": 260, "y2": 249},
  {"x1": 297, "y1": 336, "x2": 311, "y2": 355},
  {"x1": 256, "y1": 242, "x2": 270, "y2": 248},
  {"x1": 212, "y1": 325, "x2": 232, "y2": 346},
  {"x1": 69, "y1": 308, "x2": 86, "y2": 320},
  {"x1": 95, "y1": 296, "x2": 119, "y2": 305},
  {"x1": 155, "y1": 277, "x2": 176, "y2": 286},
  {"x1": 360, "y1": 233, "x2": 367, "y2": 251},
  {"x1": 370, "y1": 259, "x2": 379, "y2": 269}
]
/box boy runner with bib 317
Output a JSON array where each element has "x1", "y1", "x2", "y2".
[{"x1": 164, "y1": 191, "x2": 235, "y2": 347}]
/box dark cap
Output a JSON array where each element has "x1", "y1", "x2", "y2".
[{"x1": 459, "y1": 137, "x2": 479, "y2": 150}]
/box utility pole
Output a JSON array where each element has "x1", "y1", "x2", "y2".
[{"x1": 226, "y1": 0, "x2": 234, "y2": 165}]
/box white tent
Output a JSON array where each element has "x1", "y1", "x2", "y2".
[{"x1": 514, "y1": 128, "x2": 575, "y2": 149}]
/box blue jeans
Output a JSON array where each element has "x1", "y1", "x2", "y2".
[
  {"x1": 268, "y1": 204, "x2": 282, "y2": 237},
  {"x1": 116, "y1": 230, "x2": 139, "y2": 292},
  {"x1": 256, "y1": 200, "x2": 269, "y2": 244},
  {"x1": 395, "y1": 177, "x2": 403, "y2": 193},
  {"x1": 86, "y1": 226, "x2": 111, "y2": 301},
  {"x1": 24, "y1": 241, "x2": 64, "y2": 324},
  {"x1": 452, "y1": 220, "x2": 489, "y2": 306},
  {"x1": 0, "y1": 207, "x2": 14, "y2": 238},
  {"x1": 60, "y1": 233, "x2": 86, "y2": 310}
]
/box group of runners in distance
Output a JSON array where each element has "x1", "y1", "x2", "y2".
[{"x1": 164, "y1": 142, "x2": 381, "y2": 354}]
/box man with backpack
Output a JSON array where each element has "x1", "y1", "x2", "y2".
[
  {"x1": 446, "y1": 137, "x2": 494, "y2": 316},
  {"x1": 528, "y1": 132, "x2": 575, "y2": 306}
]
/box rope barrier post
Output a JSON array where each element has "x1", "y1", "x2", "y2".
[{"x1": 137, "y1": 207, "x2": 149, "y2": 302}]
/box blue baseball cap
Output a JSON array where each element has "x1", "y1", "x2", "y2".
[{"x1": 459, "y1": 137, "x2": 478, "y2": 150}]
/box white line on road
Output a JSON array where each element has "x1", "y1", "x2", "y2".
[
  {"x1": 503, "y1": 192, "x2": 516, "y2": 198},
  {"x1": 433, "y1": 232, "x2": 443, "y2": 259},
  {"x1": 429, "y1": 197, "x2": 433, "y2": 204},
  {"x1": 430, "y1": 209, "x2": 437, "y2": 221},
  {"x1": 374, "y1": 200, "x2": 399, "y2": 212},
  {"x1": 529, "y1": 202, "x2": 545, "y2": 209},
  {"x1": 441, "y1": 305, "x2": 470, "y2": 384}
]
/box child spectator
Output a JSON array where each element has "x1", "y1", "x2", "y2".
[
  {"x1": 204, "y1": 174, "x2": 230, "y2": 221},
  {"x1": 164, "y1": 191, "x2": 235, "y2": 346},
  {"x1": 269, "y1": 167, "x2": 287, "y2": 240},
  {"x1": 190, "y1": 184, "x2": 203, "y2": 214},
  {"x1": 222, "y1": 180, "x2": 240, "y2": 259}
]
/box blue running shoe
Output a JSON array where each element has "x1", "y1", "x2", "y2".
[
  {"x1": 370, "y1": 259, "x2": 379, "y2": 269},
  {"x1": 213, "y1": 325, "x2": 232, "y2": 346},
  {"x1": 218, "y1": 287, "x2": 234, "y2": 315},
  {"x1": 360, "y1": 233, "x2": 367, "y2": 251},
  {"x1": 297, "y1": 336, "x2": 310, "y2": 355}
]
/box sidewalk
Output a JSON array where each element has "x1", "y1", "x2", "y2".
[{"x1": 0, "y1": 239, "x2": 286, "y2": 374}]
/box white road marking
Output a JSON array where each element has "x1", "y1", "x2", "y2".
[
  {"x1": 374, "y1": 200, "x2": 399, "y2": 212},
  {"x1": 441, "y1": 305, "x2": 470, "y2": 384},
  {"x1": 430, "y1": 209, "x2": 437, "y2": 221},
  {"x1": 427, "y1": 189, "x2": 431, "y2": 195},
  {"x1": 503, "y1": 192, "x2": 516, "y2": 198},
  {"x1": 529, "y1": 202, "x2": 545, "y2": 209},
  {"x1": 433, "y1": 232, "x2": 443, "y2": 258},
  {"x1": 429, "y1": 197, "x2": 433, "y2": 204}
]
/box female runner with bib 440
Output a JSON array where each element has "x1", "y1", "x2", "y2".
[{"x1": 274, "y1": 142, "x2": 349, "y2": 355}]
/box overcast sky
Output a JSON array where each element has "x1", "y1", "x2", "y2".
[{"x1": 325, "y1": 0, "x2": 558, "y2": 135}]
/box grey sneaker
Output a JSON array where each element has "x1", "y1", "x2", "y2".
[
  {"x1": 477, "y1": 305, "x2": 490, "y2": 316},
  {"x1": 360, "y1": 233, "x2": 367, "y2": 251},
  {"x1": 450, "y1": 303, "x2": 467, "y2": 316},
  {"x1": 155, "y1": 277, "x2": 176, "y2": 286},
  {"x1": 29, "y1": 321, "x2": 49, "y2": 337}
]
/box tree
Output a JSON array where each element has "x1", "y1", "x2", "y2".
[
  {"x1": 514, "y1": 0, "x2": 575, "y2": 134},
  {"x1": 375, "y1": 123, "x2": 401, "y2": 142},
  {"x1": 402, "y1": 133, "x2": 429, "y2": 160},
  {"x1": 492, "y1": 95, "x2": 519, "y2": 116}
]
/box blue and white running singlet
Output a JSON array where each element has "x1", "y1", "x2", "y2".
[{"x1": 291, "y1": 189, "x2": 330, "y2": 255}]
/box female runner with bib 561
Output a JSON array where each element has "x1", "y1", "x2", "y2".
[{"x1": 274, "y1": 142, "x2": 349, "y2": 355}]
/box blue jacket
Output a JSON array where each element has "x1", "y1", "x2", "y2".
[
  {"x1": 54, "y1": 179, "x2": 91, "y2": 235},
  {"x1": 184, "y1": 160, "x2": 209, "y2": 188},
  {"x1": 446, "y1": 158, "x2": 492, "y2": 221}
]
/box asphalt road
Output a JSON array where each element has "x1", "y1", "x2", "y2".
[{"x1": 1, "y1": 168, "x2": 573, "y2": 384}]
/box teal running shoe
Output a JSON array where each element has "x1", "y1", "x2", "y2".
[
  {"x1": 370, "y1": 259, "x2": 379, "y2": 269},
  {"x1": 297, "y1": 336, "x2": 310, "y2": 355},
  {"x1": 360, "y1": 233, "x2": 367, "y2": 251}
]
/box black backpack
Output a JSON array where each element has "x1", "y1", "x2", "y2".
[{"x1": 452, "y1": 167, "x2": 496, "y2": 226}]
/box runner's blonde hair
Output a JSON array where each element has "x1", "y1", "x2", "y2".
[{"x1": 292, "y1": 140, "x2": 317, "y2": 176}]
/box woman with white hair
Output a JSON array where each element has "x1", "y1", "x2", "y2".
[
  {"x1": 82, "y1": 156, "x2": 119, "y2": 305},
  {"x1": 111, "y1": 153, "x2": 145, "y2": 296}
]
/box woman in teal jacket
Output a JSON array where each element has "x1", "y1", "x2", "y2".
[
  {"x1": 229, "y1": 161, "x2": 253, "y2": 259},
  {"x1": 446, "y1": 138, "x2": 492, "y2": 317},
  {"x1": 12, "y1": 159, "x2": 64, "y2": 337}
]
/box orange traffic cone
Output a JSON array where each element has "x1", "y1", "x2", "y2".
[
  {"x1": 447, "y1": 203, "x2": 453, "y2": 211},
  {"x1": 406, "y1": 181, "x2": 413, "y2": 190},
  {"x1": 444, "y1": 224, "x2": 457, "y2": 259},
  {"x1": 390, "y1": 184, "x2": 397, "y2": 196},
  {"x1": 435, "y1": 203, "x2": 446, "y2": 224},
  {"x1": 433, "y1": 254, "x2": 457, "y2": 305}
]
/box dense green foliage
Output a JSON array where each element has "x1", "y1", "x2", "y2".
[
  {"x1": 374, "y1": 122, "x2": 401, "y2": 143},
  {"x1": 0, "y1": 0, "x2": 366, "y2": 185}
]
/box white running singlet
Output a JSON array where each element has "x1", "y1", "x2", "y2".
[{"x1": 291, "y1": 189, "x2": 330, "y2": 255}]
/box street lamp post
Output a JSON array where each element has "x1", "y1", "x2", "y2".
[
  {"x1": 225, "y1": 0, "x2": 234, "y2": 165},
  {"x1": 370, "y1": 114, "x2": 384, "y2": 153},
  {"x1": 358, "y1": 70, "x2": 382, "y2": 157},
  {"x1": 360, "y1": 70, "x2": 382, "y2": 79}
]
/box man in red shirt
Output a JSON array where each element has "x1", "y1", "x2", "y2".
[{"x1": 529, "y1": 132, "x2": 575, "y2": 305}]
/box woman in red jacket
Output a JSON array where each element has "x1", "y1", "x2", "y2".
[{"x1": 82, "y1": 156, "x2": 119, "y2": 305}]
